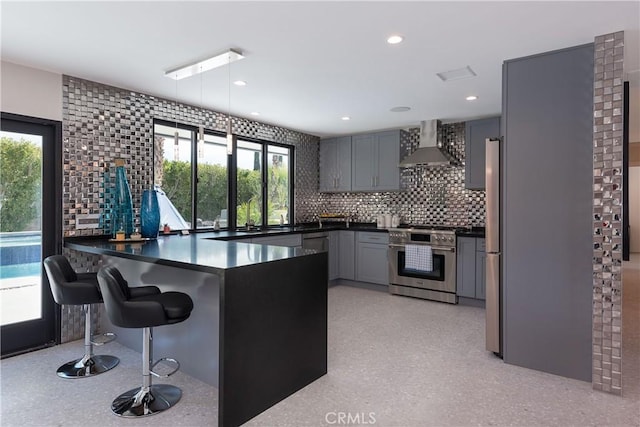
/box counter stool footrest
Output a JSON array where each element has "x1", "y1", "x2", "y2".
[
  {"x1": 150, "y1": 358, "x2": 180, "y2": 378},
  {"x1": 91, "y1": 332, "x2": 117, "y2": 346}
]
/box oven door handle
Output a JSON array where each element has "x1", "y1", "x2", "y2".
[{"x1": 388, "y1": 243, "x2": 455, "y2": 253}]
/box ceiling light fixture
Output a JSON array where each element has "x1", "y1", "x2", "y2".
[
  {"x1": 390, "y1": 106, "x2": 411, "y2": 112},
  {"x1": 198, "y1": 68, "x2": 205, "y2": 158},
  {"x1": 341, "y1": 116, "x2": 351, "y2": 121},
  {"x1": 227, "y1": 56, "x2": 234, "y2": 155},
  {"x1": 233, "y1": 80, "x2": 247, "y2": 86},
  {"x1": 387, "y1": 35, "x2": 404, "y2": 44},
  {"x1": 164, "y1": 49, "x2": 245, "y2": 80},
  {"x1": 251, "y1": 111, "x2": 260, "y2": 116},
  {"x1": 173, "y1": 78, "x2": 179, "y2": 160},
  {"x1": 466, "y1": 95, "x2": 478, "y2": 101}
]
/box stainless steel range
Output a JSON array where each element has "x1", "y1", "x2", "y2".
[{"x1": 388, "y1": 226, "x2": 457, "y2": 304}]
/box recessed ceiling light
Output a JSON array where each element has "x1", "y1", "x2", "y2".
[
  {"x1": 387, "y1": 35, "x2": 404, "y2": 45},
  {"x1": 341, "y1": 116, "x2": 351, "y2": 121},
  {"x1": 466, "y1": 95, "x2": 478, "y2": 101},
  {"x1": 233, "y1": 80, "x2": 247, "y2": 86},
  {"x1": 250, "y1": 111, "x2": 260, "y2": 116},
  {"x1": 436, "y1": 66, "x2": 477, "y2": 82},
  {"x1": 390, "y1": 106, "x2": 411, "y2": 112}
]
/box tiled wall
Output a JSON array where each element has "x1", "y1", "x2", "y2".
[
  {"x1": 313, "y1": 123, "x2": 486, "y2": 227},
  {"x1": 592, "y1": 31, "x2": 624, "y2": 395}
]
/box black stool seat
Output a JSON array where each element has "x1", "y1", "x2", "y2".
[
  {"x1": 98, "y1": 266, "x2": 191, "y2": 328},
  {"x1": 97, "y1": 265, "x2": 194, "y2": 417},
  {"x1": 131, "y1": 292, "x2": 193, "y2": 325},
  {"x1": 44, "y1": 256, "x2": 103, "y2": 305}
]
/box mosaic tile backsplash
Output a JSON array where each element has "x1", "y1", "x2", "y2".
[
  {"x1": 314, "y1": 123, "x2": 486, "y2": 227},
  {"x1": 592, "y1": 31, "x2": 624, "y2": 395}
]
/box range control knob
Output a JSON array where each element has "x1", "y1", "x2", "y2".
[
  {"x1": 433, "y1": 236, "x2": 440, "y2": 242},
  {"x1": 448, "y1": 236, "x2": 454, "y2": 242}
]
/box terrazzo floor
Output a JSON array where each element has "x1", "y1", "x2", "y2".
[{"x1": 1, "y1": 257, "x2": 639, "y2": 427}]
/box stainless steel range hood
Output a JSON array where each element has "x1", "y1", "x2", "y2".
[{"x1": 399, "y1": 119, "x2": 458, "y2": 167}]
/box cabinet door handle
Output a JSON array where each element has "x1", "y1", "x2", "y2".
[
  {"x1": 371, "y1": 176, "x2": 375, "y2": 186},
  {"x1": 337, "y1": 177, "x2": 340, "y2": 188}
]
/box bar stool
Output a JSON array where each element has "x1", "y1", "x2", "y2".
[
  {"x1": 43, "y1": 255, "x2": 125, "y2": 378},
  {"x1": 97, "y1": 265, "x2": 194, "y2": 417}
]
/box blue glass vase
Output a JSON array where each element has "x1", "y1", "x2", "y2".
[
  {"x1": 114, "y1": 163, "x2": 134, "y2": 236},
  {"x1": 140, "y1": 189, "x2": 160, "y2": 238}
]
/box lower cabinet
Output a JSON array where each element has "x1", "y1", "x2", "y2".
[
  {"x1": 355, "y1": 232, "x2": 389, "y2": 285},
  {"x1": 456, "y1": 236, "x2": 486, "y2": 300},
  {"x1": 239, "y1": 230, "x2": 391, "y2": 286},
  {"x1": 328, "y1": 231, "x2": 339, "y2": 280},
  {"x1": 338, "y1": 230, "x2": 355, "y2": 280}
]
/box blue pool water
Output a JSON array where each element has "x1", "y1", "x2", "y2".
[{"x1": 0, "y1": 262, "x2": 41, "y2": 279}]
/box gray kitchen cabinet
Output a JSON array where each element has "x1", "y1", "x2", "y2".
[
  {"x1": 475, "y1": 248, "x2": 486, "y2": 300},
  {"x1": 351, "y1": 130, "x2": 400, "y2": 192},
  {"x1": 319, "y1": 136, "x2": 352, "y2": 192},
  {"x1": 456, "y1": 237, "x2": 477, "y2": 298},
  {"x1": 456, "y1": 236, "x2": 485, "y2": 300},
  {"x1": 338, "y1": 230, "x2": 355, "y2": 280},
  {"x1": 464, "y1": 117, "x2": 500, "y2": 190},
  {"x1": 355, "y1": 232, "x2": 389, "y2": 285},
  {"x1": 328, "y1": 231, "x2": 339, "y2": 280}
]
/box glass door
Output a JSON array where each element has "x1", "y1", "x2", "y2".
[{"x1": 1, "y1": 114, "x2": 61, "y2": 356}]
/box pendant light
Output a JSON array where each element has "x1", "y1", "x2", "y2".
[
  {"x1": 226, "y1": 53, "x2": 234, "y2": 155},
  {"x1": 174, "y1": 78, "x2": 179, "y2": 161},
  {"x1": 198, "y1": 66, "x2": 205, "y2": 159}
]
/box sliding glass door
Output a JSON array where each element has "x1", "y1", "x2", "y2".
[{"x1": 1, "y1": 114, "x2": 61, "y2": 356}]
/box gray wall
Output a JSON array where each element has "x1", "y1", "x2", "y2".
[{"x1": 502, "y1": 44, "x2": 594, "y2": 381}]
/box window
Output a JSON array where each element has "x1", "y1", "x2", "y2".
[
  {"x1": 153, "y1": 120, "x2": 293, "y2": 230},
  {"x1": 267, "y1": 144, "x2": 290, "y2": 225},
  {"x1": 197, "y1": 133, "x2": 228, "y2": 228},
  {"x1": 236, "y1": 140, "x2": 263, "y2": 227},
  {"x1": 155, "y1": 124, "x2": 193, "y2": 228}
]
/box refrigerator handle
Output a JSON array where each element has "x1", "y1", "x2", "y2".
[
  {"x1": 486, "y1": 253, "x2": 501, "y2": 353},
  {"x1": 485, "y1": 138, "x2": 500, "y2": 253}
]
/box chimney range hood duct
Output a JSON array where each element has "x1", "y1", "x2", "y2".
[{"x1": 399, "y1": 119, "x2": 458, "y2": 167}]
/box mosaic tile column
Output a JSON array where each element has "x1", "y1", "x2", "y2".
[{"x1": 592, "y1": 31, "x2": 624, "y2": 395}]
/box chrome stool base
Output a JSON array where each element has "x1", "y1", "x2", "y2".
[
  {"x1": 56, "y1": 354, "x2": 120, "y2": 379},
  {"x1": 111, "y1": 384, "x2": 182, "y2": 417}
]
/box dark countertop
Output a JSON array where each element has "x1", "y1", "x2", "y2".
[
  {"x1": 210, "y1": 222, "x2": 388, "y2": 240},
  {"x1": 65, "y1": 233, "x2": 317, "y2": 273},
  {"x1": 456, "y1": 227, "x2": 485, "y2": 238},
  {"x1": 64, "y1": 223, "x2": 386, "y2": 273}
]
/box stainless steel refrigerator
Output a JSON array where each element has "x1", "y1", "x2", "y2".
[{"x1": 485, "y1": 138, "x2": 501, "y2": 355}]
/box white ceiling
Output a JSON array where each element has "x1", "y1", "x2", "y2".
[{"x1": 1, "y1": 1, "x2": 639, "y2": 138}]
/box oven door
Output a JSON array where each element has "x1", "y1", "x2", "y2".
[{"x1": 389, "y1": 244, "x2": 456, "y2": 293}]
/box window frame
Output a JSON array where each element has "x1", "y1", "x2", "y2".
[{"x1": 153, "y1": 119, "x2": 294, "y2": 231}]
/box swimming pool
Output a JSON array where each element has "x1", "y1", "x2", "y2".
[{"x1": 0, "y1": 262, "x2": 41, "y2": 280}]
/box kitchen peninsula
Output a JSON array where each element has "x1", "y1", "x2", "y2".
[{"x1": 65, "y1": 233, "x2": 328, "y2": 427}]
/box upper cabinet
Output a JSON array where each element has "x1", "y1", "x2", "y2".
[
  {"x1": 465, "y1": 117, "x2": 501, "y2": 190},
  {"x1": 319, "y1": 136, "x2": 352, "y2": 192},
  {"x1": 351, "y1": 130, "x2": 401, "y2": 192}
]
